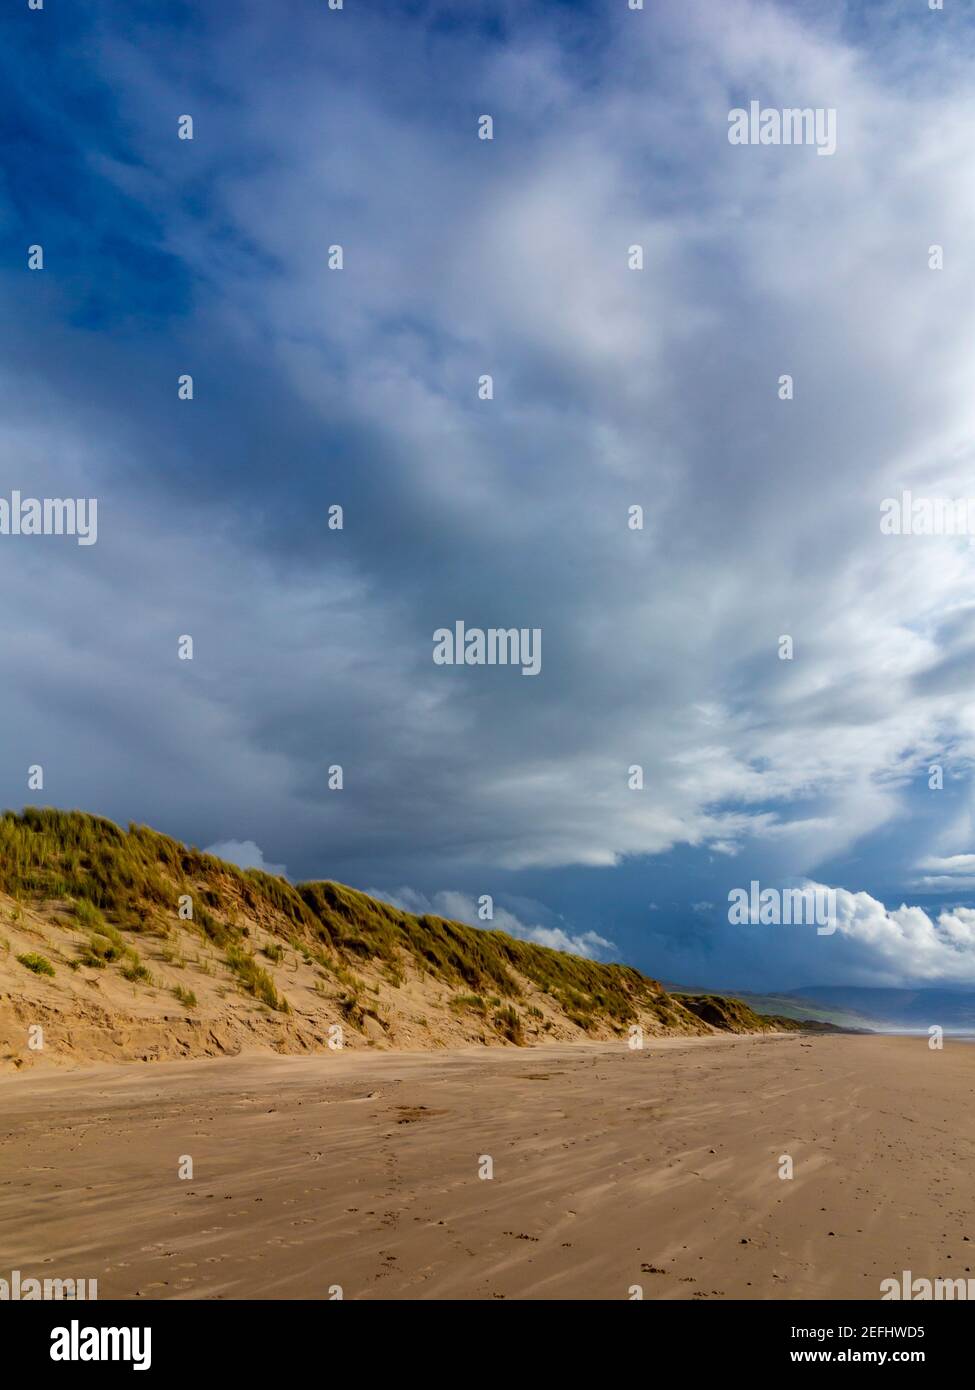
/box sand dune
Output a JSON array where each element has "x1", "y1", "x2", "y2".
[
  {"x1": 1, "y1": 1032, "x2": 971, "y2": 1300},
  {"x1": 0, "y1": 812, "x2": 808, "y2": 1071}
]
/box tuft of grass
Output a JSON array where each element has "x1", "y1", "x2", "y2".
[
  {"x1": 196, "y1": 905, "x2": 232, "y2": 948},
  {"x1": 338, "y1": 990, "x2": 364, "y2": 1028},
  {"x1": 121, "y1": 961, "x2": 152, "y2": 985},
  {"x1": 567, "y1": 1010, "x2": 598, "y2": 1032},
  {"x1": 78, "y1": 931, "x2": 123, "y2": 968},
  {"x1": 225, "y1": 944, "x2": 289, "y2": 1012},
  {"x1": 450, "y1": 993, "x2": 487, "y2": 1015},
  {"x1": 76, "y1": 921, "x2": 150, "y2": 987},
  {"x1": 73, "y1": 898, "x2": 105, "y2": 930},
  {"x1": 493, "y1": 1004, "x2": 524, "y2": 1044},
  {"x1": 172, "y1": 984, "x2": 197, "y2": 1008},
  {"x1": 17, "y1": 952, "x2": 55, "y2": 977},
  {"x1": 337, "y1": 988, "x2": 387, "y2": 1032},
  {"x1": 262, "y1": 941, "x2": 285, "y2": 964}
]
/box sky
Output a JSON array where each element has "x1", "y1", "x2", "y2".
[{"x1": 3, "y1": 0, "x2": 975, "y2": 992}]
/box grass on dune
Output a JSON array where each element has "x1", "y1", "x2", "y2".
[
  {"x1": 225, "y1": 944, "x2": 290, "y2": 1012},
  {"x1": 0, "y1": 807, "x2": 680, "y2": 1034},
  {"x1": 16, "y1": 951, "x2": 55, "y2": 976}
]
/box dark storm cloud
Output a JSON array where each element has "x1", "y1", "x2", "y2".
[{"x1": 3, "y1": 0, "x2": 975, "y2": 987}]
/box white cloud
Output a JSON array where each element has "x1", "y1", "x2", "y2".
[
  {"x1": 807, "y1": 882, "x2": 975, "y2": 985},
  {"x1": 204, "y1": 840, "x2": 288, "y2": 878},
  {"x1": 368, "y1": 886, "x2": 615, "y2": 960},
  {"x1": 917, "y1": 855, "x2": 975, "y2": 874}
]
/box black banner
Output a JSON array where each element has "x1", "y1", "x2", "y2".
[{"x1": 4, "y1": 1300, "x2": 962, "y2": 1375}]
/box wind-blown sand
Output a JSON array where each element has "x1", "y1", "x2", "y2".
[{"x1": 1, "y1": 1033, "x2": 971, "y2": 1300}]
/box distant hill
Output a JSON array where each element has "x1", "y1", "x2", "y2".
[
  {"x1": 0, "y1": 809, "x2": 811, "y2": 1069},
  {"x1": 778, "y1": 986, "x2": 975, "y2": 1033},
  {"x1": 730, "y1": 991, "x2": 876, "y2": 1032},
  {"x1": 672, "y1": 993, "x2": 850, "y2": 1035},
  {"x1": 665, "y1": 983, "x2": 874, "y2": 1032},
  {"x1": 668, "y1": 982, "x2": 975, "y2": 1034}
]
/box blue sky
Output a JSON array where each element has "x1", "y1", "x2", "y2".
[{"x1": 4, "y1": 0, "x2": 975, "y2": 991}]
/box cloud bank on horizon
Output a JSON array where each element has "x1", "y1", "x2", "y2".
[
  {"x1": 809, "y1": 884, "x2": 975, "y2": 988},
  {"x1": 3, "y1": 0, "x2": 975, "y2": 990}
]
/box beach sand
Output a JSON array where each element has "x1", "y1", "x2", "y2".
[{"x1": 1, "y1": 1032, "x2": 971, "y2": 1300}]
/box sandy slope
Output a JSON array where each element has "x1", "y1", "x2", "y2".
[
  {"x1": 0, "y1": 888, "x2": 716, "y2": 1071},
  {"x1": 1, "y1": 1033, "x2": 971, "y2": 1301}
]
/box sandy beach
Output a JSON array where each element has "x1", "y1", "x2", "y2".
[{"x1": 1, "y1": 1032, "x2": 971, "y2": 1301}]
